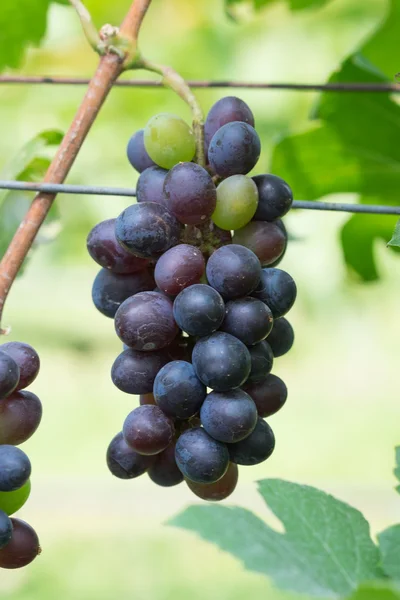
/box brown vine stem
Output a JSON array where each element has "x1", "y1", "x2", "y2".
[
  {"x1": 139, "y1": 58, "x2": 205, "y2": 167},
  {"x1": 0, "y1": 0, "x2": 152, "y2": 333}
]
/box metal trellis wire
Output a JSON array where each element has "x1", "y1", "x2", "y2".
[{"x1": 0, "y1": 180, "x2": 398, "y2": 215}]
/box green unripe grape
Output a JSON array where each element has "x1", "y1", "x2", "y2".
[
  {"x1": 0, "y1": 480, "x2": 31, "y2": 516},
  {"x1": 144, "y1": 113, "x2": 196, "y2": 169},
  {"x1": 212, "y1": 175, "x2": 259, "y2": 231}
]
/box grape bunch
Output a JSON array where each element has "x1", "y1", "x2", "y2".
[
  {"x1": 0, "y1": 342, "x2": 42, "y2": 568},
  {"x1": 87, "y1": 96, "x2": 296, "y2": 502}
]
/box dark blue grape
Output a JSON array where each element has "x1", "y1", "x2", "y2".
[
  {"x1": 115, "y1": 202, "x2": 183, "y2": 260},
  {"x1": 123, "y1": 405, "x2": 174, "y2": 456},
  {"x1": 92, "y1": 268, "x2": 154, "y2": 319},
  {"x1": 154, "y1": 244, "x2": 205, "y2": 296},
  {"x1": 0, "y1": 446, "x2": 31, "y2": 492},
  {"x1": 127, "y1": 129, "x2": 155, "y2": 173},
  {"x1": 115, "y1": 291, "x2": 178, "y2": 351},
  {"x1": 0, "y1": 518, "x2": 40, "y2": 569},
  {"x1": 186, "y1": 461, "x2": 238, "y2": 501},
  {"x1": 243, "y1": 374, "x2": 287, "y2": 418},
  {"x1": 205, "y1": 96, "x2": 255, "y2": 153},
  {"x1": 107, "y1": 432, "x2": 154, "y2": 479},
  {"x1": 251, "y1": 268, "x2": 297, "y2": 319},
  {"x1": 0, "y1": 342, "x2": 40, "y2": 391},
  {"x1": 0, "y1": 352, "x2": 19, "y2": 399},
  {"x1": 111, "y1": 348, "x2": 169, "y2": 395},
  {"x1": 164, "y1": 162, "x2": 217, "y2": 225},
  {"x1": 136, "y1": 166, "x2": 168, "y2": 206},
  {"x1": 229, "y1": 418, "x2": 275, "y2": 465},
  {"x1": 200, "y1": 389, "x2": 257, "y2": 443},
  {"x1": 148, "y1": 442, "x2": 184, "y2": 487},
  {"x1": 267, "y1": 318, "x2": 294, "y2": 357},
  {"x1": 247, "y1": 340, "x2": 274, "y2": 383},
  {"x1": 87, "y1": 219, "x2": 149, "y2": 274},
  {"x1": 0, "y1": 390, "x2": 43, "y2": 446},
  {"x1": 208, "y1": 121, "x2": 261, "y2": 177},
  {"x1": 0, "y1": 510, "x2": 12, "y2": 549},
  {"x1": 252, "y1": 174, "x2": 293, "y2": 221},
  {"x1": 206, "y1": 244, "x2": 261, "y2": 300},
  {"x1": 192, "y1": 332, "x2": 251, "y2": 391},
  {"x1": 173, "y1": 284, "x2": 225, "y2": 337},
  {"x1": 153, "y1": 361, "x2": 206, "y2": 420},
  {"x1": 175, "y1": 427, "x2": 229, "y2": 484},
  {"x1": 221, "y1": 297, "x2": 273, "y2": 346}
]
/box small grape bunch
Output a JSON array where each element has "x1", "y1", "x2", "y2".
[
  {"x1": 87, "y1": 96, "x2": 296, "y2": 502},
  {"x1": 0, "y1": 342, "x2": 42, "y2": 568}
]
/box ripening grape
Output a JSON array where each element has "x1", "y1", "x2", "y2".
[
  {"x1": 92, "y1": 267, "x2": 154, "y2": 319},
  {"x1": 212, "y1": 175, "x2": 258, "y2": 231},
  {"x1": 111, "y1": 348, "x2": 169, "y2": 395},
  {"x1": 208, "y1": 121, "x2": 260, "y2": 177},
  {"x1": 126, "y1": 129, "x2": 156, "y2": 173},
  {"x1": 136, "y1": 166, "x2": 168, "y2": 206},
  {"x1": 252, "y1": 174, "x2": 293, "y2": 221},
  {"x1": 247, "y1": 340, "x2": 274, "y2": 383},
  {"x1": 114, "y1": 291, "x2": 179, "y2": 351},
  {"x1": 0, "y1": 518, "x2": 40, "y2": 569},
  {"x1": 143, "y1": 113, "x2": 196, "y2": 169},
  {"x1": 200, "y1": 389, "x2": 258, "y2": 443},
  {"x1": 164, "y1": 162, "x2": 217, "y2": 225},
  {"x1": 234, "y1": 221, "x2": 286, "y2": 267},
  {"x1": 123, "y1": 405, "x2": 174, "y2": 456},
  {"x1": 0, "y1": 481, "x2": 31, "y2": 516},
  {"x1": 0, "y1": 510, "x2": 12, "y2": 549},
  {"x1": 204, "y1": 96, "x2": 254, "y2": 153},
  {"x1": 148, "y1": 442, "x2": 184, "y2": 487},
  {"x1": 185, "y1": 461, "x2": 238, "y2": 502},
  {"x1": 251, "y1": 268, "x2": 297, "y2": 319},
  {"x1": 268, "y1": 219, "x2": 288, "y2": 268},
  {"x1": 206, "y1": 244, "x2": 261, "y2": 299},
  {"x1": 115, "y1": 202, "x2": 183, "y2": 259},
  {"x1": 267, "y1": 318, "x2": 294, "y2": 357},
  {"x1": 153, "y1": 361, "x2": 206, "y2": 420},
  {"x1": 106, "y1": 432, "x2": 154, "y2": 479},
  {"x1": 229, "y1": 418, "x2": 275, "y2": 466},
  {"x1": 154, "y1": 244, "x2": 205, "y2": 296},
  {"x1": 243, "y1": 374, "x2": 287, "y2": 418},
  {"x1": 0, "y1": 446, "x2": 31, "y2": 492},
  {"x1": 0, "y1": 391, "x2": 42, "y2": 446},
  {"x1": 220, "y1": 297, "x2": 273, "y2": 346},
  {"x1": 173, "y1": 284, "x2": 225, "y2": 337},
  {"x1": 192, "y1": 332, "x2": 251, "y2": 391},
  {"x1": 175, "y1": 427, "x2": 229, "y2": 484},
  {"x1": 87, "y1": 219, "x2": 149, "y2": 274},
  {"x1": 0, "y1": 352, "x2": 19, "y2": 399}
]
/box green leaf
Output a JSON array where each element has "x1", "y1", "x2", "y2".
[
  {"x1": 0, "y1": 0, "x2": 68, "y2": 72},
  {"x1": 170, "y1": 479, "x2": 383, "y2": 598},
  {"x1": 378, "y1": 525, "x2": 400, "y2": 581},
  {"x1": 271, "y1": 55, "x2": 400, "y2": 280},
  {"x1": 226, "y1": 0, "x2": 331, "y2": 12},
  {"x1": 388, "y1": 221, "x2": 400, "y2": 248},
  {"x1": 361, "y1": 0, "x2": 400, "y2": 79},
  {"x1": 347, "y1": 582, "x2": 400, "y2": 600}
]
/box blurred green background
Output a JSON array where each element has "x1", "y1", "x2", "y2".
[{"x1": 0, "y1": 0, "x2": 399, "y2": 598}]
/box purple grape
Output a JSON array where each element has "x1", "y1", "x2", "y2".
[
  {"x1": 111, "y1": 348, "x2": 169, "y2": 395},
  {"x1": 267, "y1": 318, "x2": 294, "y2": 357},
  {"x1": 252, "y1": 174, "x2": 293, "y2": 221},
  {"x1": 0, "y1": 343, "x2": 39, "y2": 391},
  {"x1": 175, "y1": 427, "x2": 229, "y2": 484},
  {"x1": 208, "y1": 121, "x2": 260, "y2": 177},
  {"x1": 123, "y1": 405, "x2": 174, "y2": 456},
  {"x1": 153, "y1": 361, "x2": 206, "y2": 420},
  {"x1": 228, "y1": 418, "x2": 275, "y2": 465},
  {"x1": 154, "y1": 244, "x2": 205, "y2": 296},
  {"x1": 243, "y1": 374, "x2": 287, "y2": 418},
  {"x1": 0, "y1": 391, "x2": 42, "y2": 446},
  {"x1": 200, "y1": 389, "x2": 257, "y2": 443},
  {"x1": 137, "y1": 166, "x2": 168, "y2": 206},
  {"x1": 92, "y1": 268, "x2": 154, "y2": 319},
  {"x1": 205, "y1": 96, "x2": 254, "y2": 153},
  {"x1": 0, "y1": 518, "x2": 40, "y2": 569},
  {"x1": 234, "y1": 221, "x2": 286, "y2": 267},
  {"x1": 251, "y1": 268, "x2": 297, "y2": 319},
  {"x1": 220, "y1": 297, "x2": 273, "y2": 346},
  {"x1": 127, "y1": 129, "x2": 155, "y2": 173},
  {"x1": 0, "y1": 352, "x2": 19, "y2": 399},
  {"x1": 173, "y1": 284, "x2": 225, "y2": 337},
  {"x1": 186, "y1": 461, "x2": 238, "y2": 501},
  {"x1": 107, "y1": 432, "x2": 154, "y2": 479},
  {"x1": 148, "y1": 442, "x2": 184, "y2": 487},
  {"x1": 206, "y1": 244, "x2": 261, "y2": 299},
  {"x1": 247, "y1": 340, "x2": 274, "y2": 383}
]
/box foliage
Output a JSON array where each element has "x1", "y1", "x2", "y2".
[
  {"x1": 0, "y1": 131, "x2": 63, "y2": 261},
  {"x1": 172, "y1": 449, "x2": 400, "y2": 599},
  {"x1": 0, "y1": 1, "x2": 68, "y2": 72}
]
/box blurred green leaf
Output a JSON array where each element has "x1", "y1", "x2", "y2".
[
  {"x1": 171, "y1": 479, "x2": 383, "y2": 598},
  {"x1": 347, "y1": 582, "x2": 400, "y2": 600},
  {"x1": 361, "y1": 0, "x2": 400, "y2": 79},
  {"x1": 0, "y1": 130, "x2": 63, "y2": 270},
  {"x1": 0, "y1": 0, "x2": 69, "y2": 72},
  {"x1": 388, "y1": 221, "x2": 400, "y2": 248},
  {"x1": 271, "y1": 55, "x2": 400, "y2": 280},
  {"x1": 226, "y1": 0, "x2": 331, "y2": 13},
  {"x1": 378, "y1": 525, "x2": 400, "y2": 581}
]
